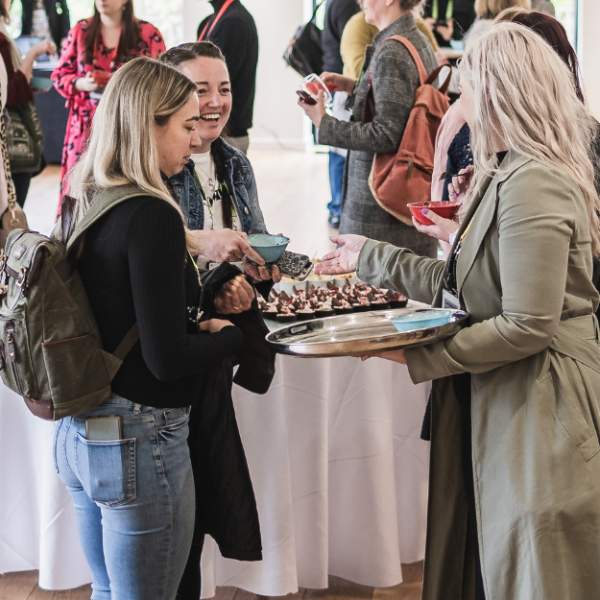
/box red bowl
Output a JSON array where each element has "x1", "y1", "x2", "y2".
[
  {"x1": 305, "y1": 81, "x2": 336, "y2": 95},
  {"x1": 408, "y1": 201, "x2": 461, "y2": 226}
]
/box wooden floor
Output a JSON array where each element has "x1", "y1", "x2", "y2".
[
  {"x1": 0, "y1": 564, "x2": 423, "y2": 599},
  {"x1": 2, "y1": 150, "x2": 424, "y2": 600}
]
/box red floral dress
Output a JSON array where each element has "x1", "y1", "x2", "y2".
[{"x1": 51, "y1": 18, "x2": 165, "y2": 209}]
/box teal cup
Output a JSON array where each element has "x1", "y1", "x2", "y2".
[{"x1": 247, "y1": 233, "x2": 290, "y2": 263}]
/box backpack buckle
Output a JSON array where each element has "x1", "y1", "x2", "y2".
[
  {"x1": 5, "y1": 322, "x2": 16, "y2": 360},
  {"x1": 16, "y1": 267, "x2": 28, "y2": 290}
]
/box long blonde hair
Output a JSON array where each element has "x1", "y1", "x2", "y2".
[
  {"x1": 460, "y1": 23, "x2": 600, "y2": 255},
  {"x1": 69, "y1": 57, "x2": 196, "y2": 235},
  {"x1": 474, "y1": 0, "x2": 530, "y2": 19}
]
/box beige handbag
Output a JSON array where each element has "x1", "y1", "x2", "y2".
[{"x1": 0, "y1": 109, "x2": 28, "y2": 248}]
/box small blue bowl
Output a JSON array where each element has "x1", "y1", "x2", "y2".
[
  {"x1": 248, "y1": 233, "x2": 290, "y2": 263},
  {"x1": 392, "y1": 311, "x2": 454, "y2": 332}
]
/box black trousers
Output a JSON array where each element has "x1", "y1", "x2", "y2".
[
  {"x1": 12, "y1": 173, "x2": 32, "y2": 208},
  {"x1": 462, "y1": 377, "x2": 486, "y2": 600},
  {"x1": 175, "y1": 533, "x2": 205, "y2": 600}
]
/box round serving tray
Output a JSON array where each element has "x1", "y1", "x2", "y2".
[{"x1": 266, "y1": 307, "x2": 468, "y2": 358}]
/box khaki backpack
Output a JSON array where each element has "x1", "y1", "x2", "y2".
[
  {"x1": 0, "y1": 185, "x2": 151, "y2": 420},
  {"x1": 368, "y1": 36, "x2": 451, "y2": 225}
]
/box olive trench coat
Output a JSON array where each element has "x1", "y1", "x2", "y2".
[{"x1": 358, "y1": 151, "x2": 600, "y2": 600}]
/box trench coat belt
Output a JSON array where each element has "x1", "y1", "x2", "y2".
[{"x1": 549, "y1": 313, "x2": 600, "y2": 372}]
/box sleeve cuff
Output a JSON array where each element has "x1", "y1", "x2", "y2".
[
  {"x1": 317, "y1": 114, "x2": 336, "y2": 146},
  {"x1": 405, "y1": 343, "x2": 464, "y2": 384},
  {"x1": 356, "y1": 239, "x2": 381, "y2": 283}
]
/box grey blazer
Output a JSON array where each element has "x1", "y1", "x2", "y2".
[{"x1": 319, "y1": 13, "x2": 438, "y2": 256}]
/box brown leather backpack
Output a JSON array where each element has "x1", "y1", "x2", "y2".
[{"x1": 368, "y1": 36, "x2": 451, "y2": 225}]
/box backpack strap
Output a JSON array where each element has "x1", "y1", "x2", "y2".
[
  {"x1": 426, "y1": 63, "x2": 453, "y2": 94},
  {"x1": 66, "y1": 186, "x2": 156, "y2": 363},
  {"x1": 386, "y1": 35, "x2": 428, "y2": 86},
  {"x1": 114, "y1": 324, "x2": 140, "y2": 361},
  {"x1": 309, "y1": 0, "x2": 325, "y2": 24},
  {"x1": 66, "y1": 185, "x2": 158, "y2": 252}
]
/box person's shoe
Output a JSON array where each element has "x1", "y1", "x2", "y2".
[{"x1": 328, "y1": 214, "x2": 340, "y2": 229}]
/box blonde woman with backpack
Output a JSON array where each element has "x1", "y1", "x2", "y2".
[
  {"x1": 53, "y1": 57, "x2": 243, "y2": 600},
  {"x1": 317, "y1": 24, "x2": 600, "y2": 600}
]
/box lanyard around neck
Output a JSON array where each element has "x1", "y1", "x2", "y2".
[
  {"x1": 198, "y1": 0, "x2": 235, "y2": 41},
  {"x1": 432, "y1": 0, "x2": 453, "y2": 21}
]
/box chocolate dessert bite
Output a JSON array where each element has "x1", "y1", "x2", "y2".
[
  {"x1": 276, "y1": 312, "x2": 297, "y2": 322},
  {"x1": 262, "y1": 304, "x2": 278, "y2": 319},
  {"x1": 351, "y1": 296, "x2": 370, "y2": 312},
  {"x1": 315, "y1": 304, "x2": 335, "y2": 318},
  {"x1": 370, "y1": 296, "x2": 389, "y2": 310},
  {"x1": 332, "y1": 296, "x2": 353, "y2": 314},
  {"x1": 386, "y1": 290, "x2": 408, "y2": 308},
  {"x1": 296, "y1": 306, "x2": 315, "y2": 319}
]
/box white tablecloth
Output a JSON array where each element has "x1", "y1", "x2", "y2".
[{"x1": 0, "y1": 355, "x2": 430, "y2": 595}]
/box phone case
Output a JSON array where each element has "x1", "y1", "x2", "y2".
[
  {"x1": 85, "y1": 416, "x2": 122, "y2": 441},
  {"x1": 296, "y1": 90, "x2": 317, "y2": 105},
  {"x1": 277, "y1": 251, "x2": 314, "y2": 280}
]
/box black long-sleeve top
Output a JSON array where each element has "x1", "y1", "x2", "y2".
[{"x1": 79, "y1": 196, "x2": 243, "y2": 408}]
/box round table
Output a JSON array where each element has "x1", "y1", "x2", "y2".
[{"x1": 0, "y1": 354, "x2": 430, "y2": 596}]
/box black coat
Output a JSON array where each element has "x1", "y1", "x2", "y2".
[
  {"x1": 198, "y1": 0, "x2": 258, "y2": 138},
  {"x1": 20, "y1": 0, "x2": 70, "y2": 48},
  {"x1": 322, "y1": 0, "x2": 359, "y2": 74},
  {"x1": 191, "y1": 263, "x2": 276, "y2": 560}
]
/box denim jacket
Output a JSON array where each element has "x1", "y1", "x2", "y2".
[{"x1": 167, "y1": 137, "x2": 266, "y2": 233}]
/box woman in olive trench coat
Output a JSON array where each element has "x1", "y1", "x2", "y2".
[{"x1": 318, "y1": 24, "x2": 600, "y2": 600}]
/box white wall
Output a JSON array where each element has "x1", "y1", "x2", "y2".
[
  {"x1": 182, "y1": 0, "x2": 310, "y2": 150},
  {"x1": 578, "y1": 0, "x2": 600, "y2": 119}
]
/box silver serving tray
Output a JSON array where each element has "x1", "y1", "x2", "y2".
[{"x1": 266, "y1": 307, "x2": 468, "y2": 357}]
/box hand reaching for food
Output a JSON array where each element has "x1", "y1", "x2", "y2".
[
  {"x1": 315, "y1": 234, "x2": 368, "y2": 275},
  {"x1": 188, "y1": 229, "x2": 265, "y2": 265}
]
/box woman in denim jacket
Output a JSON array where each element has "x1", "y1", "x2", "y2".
[
  {"x1": 161, "y1": 42, "x2": 269, "y2": 272},
  {"x1": 161, "y1": 42, "x2": 279, "y2": 600}
]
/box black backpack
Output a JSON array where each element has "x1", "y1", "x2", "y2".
[{"x1": 283, "y1": 2, "x2": 324, "y2": 77}]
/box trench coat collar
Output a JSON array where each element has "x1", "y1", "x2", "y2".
[{"x1": 454, "y1": 151, "x2": 533, "y2": 295}]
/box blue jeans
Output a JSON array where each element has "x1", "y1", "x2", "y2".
[
  {"x1": 327, "y1": 151, "x2": 346, "y2": 220},
  {"x1": 53, "y1": 396, "x2": 195, "y2": 600}
]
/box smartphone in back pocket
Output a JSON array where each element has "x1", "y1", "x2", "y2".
[{"x1": 85, "y1": 416, "x2": 122, "y2": 441}]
